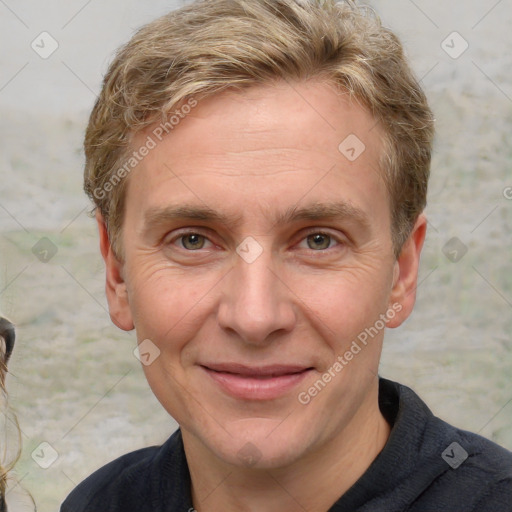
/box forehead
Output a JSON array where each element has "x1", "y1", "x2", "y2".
[
  {"x1": 147, "y1": 80, "x2": 383, "y2": 161},
  {"x1": 125, "y1": 80, "x2": 388, "y2": 230}
]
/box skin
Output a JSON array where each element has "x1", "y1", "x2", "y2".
[{"x1": 98, "y1": 79, "x2": 426, "y2": 512}]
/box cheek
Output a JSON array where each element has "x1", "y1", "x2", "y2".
[
  {"x1": 290, "y1": 263, "x2": 393, "y2": 339},
  {"x1": 125, "y1": 259, "x2": 215, "y2": 345}
]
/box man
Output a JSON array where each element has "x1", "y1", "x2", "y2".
[{"x1": 61, "y1": 0, "x2": 512, "y2": 510}]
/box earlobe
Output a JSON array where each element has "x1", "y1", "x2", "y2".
[
  {"x1": 96, "y1": 211, "x2": 135, "y2": 331},
  {"x1": 386, "y1": 214, "x2": 427, "y2": 328}
]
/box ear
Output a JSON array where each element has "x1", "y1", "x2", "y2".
[
  {"x1": 96, "y1": 211, "x2": 134, "y2": 331},
  {"x1": 386, "y1": 214, "x2": 427, "y2": 328}
]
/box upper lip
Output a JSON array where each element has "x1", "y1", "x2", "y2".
[{"x1": 201, "y1": 363, "x2": 312, "y2": 377}]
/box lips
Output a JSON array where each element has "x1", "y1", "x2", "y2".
[{"x1": 200, "y1": 363, "x2": 313, "y2": 400}]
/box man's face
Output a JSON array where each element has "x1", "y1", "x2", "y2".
[{"x1": 101, "y1": 80, "x2": 422, "y2": 469}]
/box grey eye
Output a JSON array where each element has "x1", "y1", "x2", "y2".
[
  {"x1": 181, "y1": 234, "x2": 206, "y2": 250},
  {"x1": 306, "y1": 233, "x2": 331, "y2": 250}
]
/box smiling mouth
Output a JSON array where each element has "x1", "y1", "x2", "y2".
[{"x1": 200, "y1": 364, "x2": 313, "y2": 400}]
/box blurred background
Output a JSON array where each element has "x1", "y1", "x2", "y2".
[{"x1": 0, "y1": 0, "x2": 511, "y2": 509}]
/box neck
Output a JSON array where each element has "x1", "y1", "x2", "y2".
[{"x1": 184, "y1": 381, "x2": 390, "y2": 512}]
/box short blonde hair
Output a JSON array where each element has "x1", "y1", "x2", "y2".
[{"x1": 84, "y1": 0, "x2": 434, "y2": 258}]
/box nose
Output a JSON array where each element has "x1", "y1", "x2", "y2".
[{"x1": 217, "y1": 248, "x2": 297, "y2": 346}]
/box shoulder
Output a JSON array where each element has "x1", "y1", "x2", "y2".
[
  {"x1": 432, "y1": 423, "x2": 512, "y2": 510},
  {"x1": 60, "y1": 429, "x2": 190, "y2": 512},
  {"x1": 389, "y1": 379, "x2": 512, "y2": 510},
  {"x1": 60, "y1": 446, "x2": 160, "y2": 511}
]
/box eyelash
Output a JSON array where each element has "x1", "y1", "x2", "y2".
[
  {"x1": 167, "y1": 228, "x2": 344, "y2": 253},
  {"x1": 172, "y1": 231, "x2": 215, "y2": 250}
]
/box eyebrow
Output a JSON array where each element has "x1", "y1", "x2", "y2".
[
  {"x1": 142, "y1": 201, "x2": 371, "y2": 232},
  {"x1": 276, "y1": 202, "x2": 370, "y2": 229},
  {"x1": 143, "y1": 205, "x2": 242, "y2": 228}
]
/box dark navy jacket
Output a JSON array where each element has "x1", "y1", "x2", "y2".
[{"x1": 61, "y1": 378, "x2": 512, "y2": 511}]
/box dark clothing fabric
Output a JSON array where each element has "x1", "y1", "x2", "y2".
[{"x1": 61, "y1": 378, "x2": 512, "y2": 511}]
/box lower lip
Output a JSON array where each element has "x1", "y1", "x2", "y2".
[{"x1": 202, "y1": 367, "x2": 312, "y2": 400}]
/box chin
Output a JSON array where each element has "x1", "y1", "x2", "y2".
[
  {"x1": 202, "y1": 415, "x2": 315, "y2": 470},
  {"x1": 219, "y1": 439, "x2": 305, "y2": 471}
]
